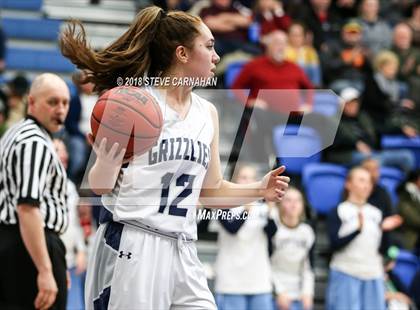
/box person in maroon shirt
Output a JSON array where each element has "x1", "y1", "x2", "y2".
[
  {"x1": 254, "y1": 0, "x2": 292, "y2": 36},
  {"x1": 200, "y1": 0, "x2": 261, "y2": 56},
  {"x1": 232, "y1": 30, "x2": 313, "y2": 114},
  {"x1": 231, "y1": 30, "x2": 319, "y2": 163}
]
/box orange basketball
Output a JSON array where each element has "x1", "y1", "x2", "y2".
[{"x1": 90, "y1": 86, "x2": 163, "y2": 160}]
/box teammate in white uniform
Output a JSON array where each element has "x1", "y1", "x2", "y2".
[
  {"x1": 271, "y1": 187, "x2": 315, "y2": 310},
  {"x1": 60, "y1": 6, "x2": 290, "y2": 309}
]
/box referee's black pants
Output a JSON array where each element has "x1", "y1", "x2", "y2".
[{"x1": 0, "y1": 225, "x2": 67, "y2": 310}]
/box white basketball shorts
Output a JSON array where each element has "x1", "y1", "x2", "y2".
[{"x1": 85, "y1": 220, "x2": 216, "y2": 310}]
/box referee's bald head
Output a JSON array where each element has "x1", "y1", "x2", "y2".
[
  {"x1": 28, "y1": 73, "x2": 70, "y2": 134},
  {"x1": 29, "y1": 73, "x2": 68, "y2": 97}
]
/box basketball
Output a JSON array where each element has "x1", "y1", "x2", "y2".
[{"x1": 90, "y1": 86, "x2": 163, "y2": 160}]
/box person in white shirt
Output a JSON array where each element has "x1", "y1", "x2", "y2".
[
  {"x1": 326, "y1": 166, "x2": 388, "y2": 310},
  {"x1": 215, "y1": 164, "x2": 278, "y2": 310},
  {"x1": 271, "y1": 187, "x2": 315, "y2": 310}
]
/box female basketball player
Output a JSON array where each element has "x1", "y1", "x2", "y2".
[{"x1": 60, "y1": 6, "x2": 290, "y2": 309}]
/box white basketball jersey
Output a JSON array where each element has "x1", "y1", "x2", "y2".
[{"x1": 102, "y1": 88, "x2": 214, "y2": 240}]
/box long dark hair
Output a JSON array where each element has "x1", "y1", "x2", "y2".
[{"x1": 60, "y1": 6, "x2": 202, "y2": 93}]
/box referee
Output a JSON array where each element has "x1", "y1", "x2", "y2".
[{"x1": 0, "y1": 73, "x2": 70, "y2": 310}]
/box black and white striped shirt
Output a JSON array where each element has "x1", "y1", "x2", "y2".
[{"x1": 0, "y1": 116, "x2": 68, "y2": 234}]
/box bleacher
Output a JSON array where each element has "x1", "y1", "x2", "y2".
[{"x1": 0, "y1": 0, "x2": 132, "y2": 84}]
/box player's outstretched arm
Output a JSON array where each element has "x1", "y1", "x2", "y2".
[
  {"x1": 199, "y1": 104, "x2": 290, "y2": 208},
  {"x1": 87, "y1": 134, "x2": 126, "y2": 195}
]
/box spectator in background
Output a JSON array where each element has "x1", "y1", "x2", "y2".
[
  {"x1": 254, "y1": 0, "x2": 292, "y2": 36},
  {"x1": 294, "y1": 0, "x2": 341, "y2": 51},
  {"x1": 231, "y1": 30, "x2": 314, "y2": 162},
  {"x1": 271, "y1": 187, "x2": 315, "y2": 310},
  {"x1": 358, "y1": 0, "x2": 392, "y2": 58},
  {"x1": 362, "y1": 50, "x2": 419, "y2": 137},
  {"x1": 362, "y1": 157, "x2": 404, "y2": 250},
  {"x1": 232, "y1": 30, "x2": 313, "y2": 113},
  {"x1": 65, "y1": 71, "x2": 98, "y2": 183},
  {"x1": 326, "y1": 167, "x2": 388, "y2": 310},
  {"x1": 4, "y1": 74, "x2": 30, "y2": 129},
  {"x1": 322, "y1": 20, "x2": 370, "y2": 92},
  {"x1": 391, "y1": 23, "x2": 420, "y2": 111},
  {"x1": 407, "y1": 2, "x2": 420, "y2": 49},
  {"x1": 392, "y1": 23, "x2": 420, "y2": 82},
  {"x1": 285, "y1": 22, "x2": 323, "y2": 86},
  {"x1": 54, "y1": 139, "x2": 87, "y2": 310},
  {"x1": 326, "y1": 87, "x2": 416, "y2": 174},
  {"x1": 200, "y1": 0, "x2": 260, "y2": 56},
  {"x1": 214, "y1": 165, "x2": 277, "y2": 310},
  {"x1": 397, "y1": 169, "x2": 420, "y2": 251}
]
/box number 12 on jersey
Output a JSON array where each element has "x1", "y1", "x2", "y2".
[{"x1": 158, "y1": 173, "x2": 196, "y2": 217}]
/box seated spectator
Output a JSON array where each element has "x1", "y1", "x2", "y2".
[
  {"x1": 397, "y1": 169, "x2": 420, "y2": 251},
  {"x1": 214, "y1": 164, "x2": 277, "y2": 310},
  {"x1": 293, "y1": 0, "x2": 341, "y2": 51},
  {"x1": 326, "y1": 87, "x2": 416, "y2": 174},
  {"x1": 4, "y1": 74, "x2": 30, "y2": 129},
  {"x1": 357, "y1": 0, "x2": 392, "y2": 58},
  {"x1": 200, "y1": 0, "x2": 260, "y2": 56},
  {"x1": 285, "y1": 22, "x2": 323, "y2": 87},
  {"x1": 391, "y1": 23, "x2": 420, "y2": 111},
  {"x1": 406, "y1": 1, "x2": 420, "y2": 49},
  {"x1": 271, "y1": 187, "x2": 315, "y2": 310},
  {"x1": 362, "y1": 50, "x2": 419, "y2": 137},
  {"x1": 232, "y1": 30, "x2": 313, "y2": 114},
  {"x1": 322, "y1": 20, "x2": 370, "y2": 92},
  {"x1": 231, "y1": 30, "x2": 314, "y2": 162},
  {"x1": 254, "y1": 0, "x2": 292, "y2": 36},
  {"x1": 65, "y1": 71, "x2": 98, "y2": 183},
  {"x1": 326, "y1": 167, "x2": 389, "y2": 310}
]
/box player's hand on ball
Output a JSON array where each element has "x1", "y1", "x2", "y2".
[
  {"x1": 34, "y1": 270, "x2": 58, "y2": 310},
  {"x1": 87, "y1": 134, "x2": 126, "y2": 167},
  {"x1": 261, "y1": 165, "x2": 289, "y2": 202}
]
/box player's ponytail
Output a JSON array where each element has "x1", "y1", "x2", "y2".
[{"x1": 60, "y1": 6, "x2": 201, "y2": 93}]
